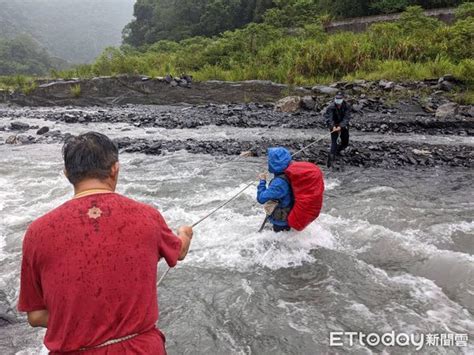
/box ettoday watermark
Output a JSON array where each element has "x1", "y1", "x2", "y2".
[{"x1": 329, "y1": 331, "x2": 469, "y2": 350}]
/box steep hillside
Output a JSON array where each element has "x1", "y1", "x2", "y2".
[{"x1": 0, "y1": 0, "x2": 134, "y2": 64}]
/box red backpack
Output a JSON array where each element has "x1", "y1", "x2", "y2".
[{"x1": 284, "y1": 162, "x2": 324, "y2": 231}]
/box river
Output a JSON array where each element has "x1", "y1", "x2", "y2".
[{"x1": 0, "y1": 104, "x2": 473, "y2": 354}]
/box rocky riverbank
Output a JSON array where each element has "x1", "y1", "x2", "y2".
[
  {"x1": 3, "y1": 76, "x2": 308, "y2": 106},
  {"x1": 0, "y1": 77, "x2": 472, "y2": 169}
]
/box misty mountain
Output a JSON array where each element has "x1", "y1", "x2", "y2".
[{"x1": 0, "y1": 0, "x2": 135, "y2": 64}]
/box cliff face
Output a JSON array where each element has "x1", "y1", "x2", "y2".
[{"x1": 325, "y1": 8, "x2": 455, "y2": 33}]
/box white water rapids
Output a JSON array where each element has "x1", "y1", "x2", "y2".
[{"x1": 0, "y1": 132, "x2": 473, "y2": 354}]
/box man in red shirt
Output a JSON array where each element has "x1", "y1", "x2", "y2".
[{"x1": 18, "y1": 132, "x2": 193, "y2": 354}]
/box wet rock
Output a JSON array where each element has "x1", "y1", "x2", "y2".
[
  {"x1": 17, "y1": 135, "x2": 35, "y2": 144},
  {"x1": 438, "y1": 75, "x2": 459, "y2": 92},
  {"x1": 379, "y1": 80, "x2": 395, "y2": 91},
  {"x1": 301, "y1": 96, "x2": 316, "y2": 110},
  {"x1": 239, "y1": 150, "x2": 254, "y2": 157},
  {"x1": 412, "y1": 149, "x2": 432, "y2": 156},
  {"x1": 469, "y1": 107, "x2": 474, "y2": 118},
  {"x1": 439, "y1": 80, "x2": 455, "y2": 92},
  {"x1": 275, "y1": 96, "x2": 301, "y2": 113},
  {"x1": 10, "y1": 121, "x2": 30, "y2": 130},
  {"x1": 64, "y1": 114, "x2": 77, "y2": 123},
  {"x1": 441, "y1": 74, "x2": 456, "y2": 82},
  {"x1": 436, "y1": 103, "x2": 459, "y2": 119},
  {"x1": 145, "y1": 143, "x2": 162, "y2": 155},
  {"x1": 36, "y1": 126, "x2": 50, "y2": 135},
  {"x1": 6, "y1": 135, "x2": 17, "y2": 144},
  {"x1": 312, "y1": 85, "x2": 338, "y2": 95},
  {"x1": 458, "y1": 105, "x2": 474, "y2": 118},
  {"x1": 179, "y1": 79, "x2": 190, "y2": 87},
  {"x1": 406, "y1": 154, "x2": 417, "y2": 164}
]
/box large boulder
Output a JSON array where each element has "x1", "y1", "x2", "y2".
[
  {"x1": 435, "y1": 102, "x2": 459, "y2": 119},
  {"x1": 301, "y1": 96, "x2": 316, "y2": 110},
  {"x1": 37, "y1": 126, "x2": 50, "y2": 135},
  {"x1": 312, "y1": 85, "x2": 339, "y2": 95},
  {"x1": 10, "y1": 122, "x2": 30, "y2": 130},
  {"x1": 275, "y1": 96, "x2": 301, "y2": 112},
  {"x1": 64, "y1": 114, "x2": 78, "y2": 123},
  {"x1": 438, "y1": 74, "x2": 460, "y2": 92}
]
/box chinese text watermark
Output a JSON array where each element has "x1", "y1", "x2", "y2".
[{"x1": 330, "y1": 331, "x2": 468, "y2": 350}]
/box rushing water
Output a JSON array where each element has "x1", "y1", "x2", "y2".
[{"x1": 0, "y1": 138, "x2": 473, "y2": 353}]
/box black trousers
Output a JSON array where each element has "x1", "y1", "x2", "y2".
[
  {"x1": 330, "y1": 127, "x2": 349, "y2": 155},
  {"x1": 273, "y1": 225, "x2": 291, "y2": 233}
]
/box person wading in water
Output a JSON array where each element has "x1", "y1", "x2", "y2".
[
  {"x1": 18, "y1": 132, "x2": 193, "y2": 354},
  {"x1": 257, "y1": 147, "x2": 294, "y2": 232},
  {"x1": 324, "y1": 91, "x2": 351, "y2": 168}
]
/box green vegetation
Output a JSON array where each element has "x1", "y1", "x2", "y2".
[
  {"x1": 124, "y1": 0, "x2": 464, "y2": 45},
  {"x1": 0, "y1": 0, "x2": 134, "y2": 64},
  {"x1": 0, "y1": 35, "x2": 62, "y2": 76},
  {"x1": 70, "y1": 84, "x2": 82, "y2": 98},
  {"x1": 2, "y1": 2, "x2": 473, "y2": 105},
  {"x1": 56, "y1": 6, "x2": 473, "y2": 89},
  {"x1": 123, "y1": 0, "x2": 274, "y2": 45},
  {"x1": 0, "y1": 75, "x2": 38, "y2": 93},
  {"x1": 453, "y1": 90, "x2": 474, "y2": 104},
  {"x1": 21, "y1": 81, "x2": 38, "y2": 95},
  {"x1": 455, "y1": 1, "x2": 474, "y2": 18}
]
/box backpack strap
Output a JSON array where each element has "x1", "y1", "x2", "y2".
[{"x1": 274, "y1": 173, "x2": 289, "y2": 183}]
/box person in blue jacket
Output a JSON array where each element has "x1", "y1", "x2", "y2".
[{"x1": 257, "y1": 147, "x2": 294, "y2": 232}]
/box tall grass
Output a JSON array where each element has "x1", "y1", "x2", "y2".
[
  {"x1": 3, "y1": 6, "x2": 474, "y2": 96},
  {"x1": 0, "y1": 75, "x2": 38, "y2": 92}
]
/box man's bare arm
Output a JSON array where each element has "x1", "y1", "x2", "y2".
[
  {"x1": 27, "y1": 310, "x2": 49, "y2": 328},
  {"x1": 177, "y1": 226, "x2": 193, "y2": 260}
]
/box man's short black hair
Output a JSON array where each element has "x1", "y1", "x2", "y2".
[{"x1": 62, "y1": 132, "x2": 119, "y2": 185}]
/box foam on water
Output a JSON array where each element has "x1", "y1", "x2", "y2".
[
  {"x1": 324, "y1": 178, "x2": 341, "y2": 190},
  {"x1": 1, "y1": 145, "x2": 473, "y2": 353},
  {"x1": 181, "y1": 210, "x2": 335, "y2": 271},
  {"x1": 15, "y1": 342, "x2": 48, "y2": 355}
]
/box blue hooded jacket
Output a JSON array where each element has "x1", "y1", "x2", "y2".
[{"x1": 257, "y1": 147, "x2": 293, "y2": 227}]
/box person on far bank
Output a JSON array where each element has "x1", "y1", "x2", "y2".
[
  {"x1": 18, "y1": 132, "x2": 193, "y2": 354},
  {"x1": 257, "y1": 147, "x2": 294, "y2": 233},
  {"x1": 324, "y1": 92, "x2": 351, "y2": 168}
]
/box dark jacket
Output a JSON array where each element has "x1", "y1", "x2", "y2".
[
  {"x1": 257, "y1": 147, "x2": 293, "y2": 227},
  {"x1": 324, "y1": 102, "x2": 351, "y2": 128}
]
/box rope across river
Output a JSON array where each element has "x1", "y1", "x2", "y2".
[{"x1": 157, "y1": 135, "x2": 332, "y2": 286}]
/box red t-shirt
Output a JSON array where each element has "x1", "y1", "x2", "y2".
[{"x1": 18, "y1": 193, "x2": 182, "y2": 354}]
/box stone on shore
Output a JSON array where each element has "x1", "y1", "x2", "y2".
[
  {"x1": 435, "y1": 102, "x2": 459, "y2": 119},
  {"x1": 10, "y1": 122, "x2": 30, "y2": 130},
  {"x1": 301, "y1": 96, "x2": 316, "y2": 110},
  {"x1": 275, "y1": 96, "x2": 301, "y2": 112},
  {"x1": 311, "y1": 85, "x2": 339, "y2": 95},
  {"x1": 37, "y1": 126, "x2": 50, "y2": 135}
]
